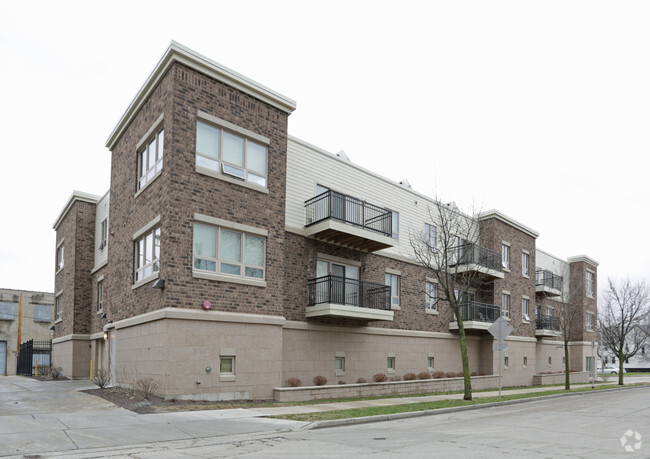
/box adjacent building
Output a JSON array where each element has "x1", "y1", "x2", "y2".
[
  {"x1": 52, "y1": 42, "x2": 599, "y2": 399},
  {"x1": 0, "y1": 288, "x2": 54, "y2": 375}
]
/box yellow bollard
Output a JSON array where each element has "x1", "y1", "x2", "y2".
[
  {"x1": 34, "y1": 360, "x2": 38, "y2": 377},
  {"x1": 90, "y1": 359, "x2": 93, "y2": 380}
]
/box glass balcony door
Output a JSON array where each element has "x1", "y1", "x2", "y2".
[{"x1": 317, "y1": 260, "x2": 359, "y2": 306}]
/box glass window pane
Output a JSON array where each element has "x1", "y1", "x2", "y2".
[
  {"x1": 196, "y1": 122, "x2": 220, "y2": 158},
  {"x1": 220, "y1": 230, "x2": 241, "y2": 262},
  {"x1": 245, "y1": 267, "x2": 263, "y2": 278},
  {"x1": 222, "y1": 131, "x2": 244, "y2": 166},
  {"x1": 196, "y1": 155, "x2": 219, "y2": 171},
  {"x1": 245, "y1": 235, "x2": 264, "y2": 266},
  {"x1": 247, "y1": 141, "x2": 266, "y2": 174},
  {"x1": 220, "y1": 358, "x2": 233, "y2": 373},
  {"x1": 157, "y1": 130, "x2": 164, "y2": 159},
  {"x1": 222, "y1": 163, "x2": 245, "y2": 179},
  {"x1": 247, "y1": 173, "x2": 266, "y2": 187},
  {"x1": 154, "y1": 228, "x2": 161, "y2": 259},
  {"x1": 194, "y1": 259, "x2": 216, "y2": 271},
  {"x1": 221, "y1": 263, "x2": 241, "y2": 275},
  {"x1": 138, "y1": 239, "x2": 145, "y2": 269},
  {"x1": 193, "y1": 224, "x2": 217, "y2": 258},
  {"x1": 145, "y1": 233, "x2": 153, "y2": 264},
  {"x1": 147, "y1": 139, "x2": 156, "y2": 170}
]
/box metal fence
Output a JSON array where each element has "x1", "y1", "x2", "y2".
[
  {"x1": 307, "y1": 275, "x2": 391, "y2": 310},
  {"x1": 536, "y1": 315, "x2": 561, "y2": 331},
  {"x1": 535, "y1": 269, "x2": 563, "y2": 290},
  {"x1": 453, "y1": 301, "x2": 501, "y2": 323},
  {"x1": 17, "y1": 339, "x2": 52, "y2": 376},
  {"x1": 450, "y1": 243, "x2": 502, "y2": 272}
]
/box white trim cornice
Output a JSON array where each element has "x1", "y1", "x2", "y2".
[{"x1": 53, "y1": 191, "x2": 102, "y2": 230}]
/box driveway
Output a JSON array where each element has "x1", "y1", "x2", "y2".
[{"x1": 0, "y1": 376, "x2": 304, "y2": 457}]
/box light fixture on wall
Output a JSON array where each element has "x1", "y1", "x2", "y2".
[
  {"x1": 100, "y1": 312, "x2": 107, "y2": 319},
  {"x1": 361, "y1": 263, "x2": 368, "y2": 272},
  {"x1": 103, "y1": 331, "x2": 108, "y2": 340},
  {"x1": 49, "y1": 325, "x2": 55, "y2": 331},
  {"x1": 152, "y1": 279, "x2": 165, "y2": 289}
]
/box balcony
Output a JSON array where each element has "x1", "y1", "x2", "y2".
[
  {"x1": 306, "y1": 275, "x2": 394, "y2": 321},
  {"x1": 449, "y1": 301, "x2": 501, "y2": 331},
  {"x1": 535, "y1": 315, "x2": 561, "y2": 337},
  {"x1": 304, "y1": 191, "x2": 396, "y2": 252},
  {"x1": 535, "y1": 269, "x2": 562, "y2": 297},
  {"x1": 448, "y1": 243, "x2": 504, "y2": 280}
]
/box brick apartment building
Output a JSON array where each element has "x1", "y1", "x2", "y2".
[{"x1": 52, "y1": 42, "x2": 599, "y2": 399}]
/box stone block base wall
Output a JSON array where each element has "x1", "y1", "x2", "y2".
[
  {"x1": 52, "y1": 335, "x2": 91, "y2": 379},
  {"x1": 532, "y1": 371, "x2": 590, "y2": 385}
]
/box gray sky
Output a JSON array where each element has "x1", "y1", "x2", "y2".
[{"x1": 1, "y1": 1, "x2": 648, "y2": 293}]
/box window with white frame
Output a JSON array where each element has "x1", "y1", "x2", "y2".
[
  {"x1": 586, "y1": 312, "x2": 595, "y2": 331},
  {"x1": 137, "y1": 128, "x2": 164, "y2": 190},
  {"x1": 385, "y1": 273, "x2": 400, "y2": 307},
  {"x1": 425, "y1": 281, "x2": 437, "y2": 312},
  {"x1": 100, "y1": 219, "x2": 108, "y2": 250},
  {"x1": 55, "y1": 294, "x2": 62, "y2": 321},
  {"x1": 502, "y1": 293, "x2": 510, "y2": 318},
  {"x1": 220, "y1": 356, "x2": 235, "y2": 375},
  {"x1": 391, "y1": 211, "x2": 399, "y2": 240},
  {"x1": 424, "y1": 223, "x2": 436, "y2": 250},
  {"x1": 387, "y1": 357, "x2": 395, "y2": 371},
  {"x1": 522, "y1": 252, "x2": 529, "y2": 276},
  {"x1": 196, "y1": 120, "x2": 267, "y2": 187},
  {"x1": 97, "y1": 280, "x2": 104, "y2": 313},
  {"x1": 335, "y1": 356, "x2": 345, "y2": 372},
  {"x1": 523, "y1": 356, "x2": 528, "y2": 367},
  {"x1": 501, "y1": 244, "x2": 510, "y2": 270},
  {"x1": 548, "y1": 356, "x2": 552, "y2": 365},
  {"x1": 427, "y1": 356, "x2": 435, "y2": 370},
  {"x1": 522, "y1": 297, "x2": 530, "y2": 321},
  {"x1": 193, "y1": 223, "x2": 265, "y2": 280},
  {"x1": 586, "y1": 270, "x2": 595, "y2": 297},
  {"x1": 135, "y1": 227, "x2": 161, "y2": 282},
  {"x1": 504, "y1": 356, "x2": 509, "y2": 368},
  {"x1": 56, "y1": 244, "x2": 64, "y2": 271}
]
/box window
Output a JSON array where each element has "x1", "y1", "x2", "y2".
[
  {"x1": 385, "y1": 273, "x2": 400, "y2": 307},
  {"x1": 97, "y1": 280, "x2": 104, "y2": 313},
  {"x1": 427, "y1": 356, "x2": 435, "y2": 370},
  {"x1": 33, "y1": 304, "x2": 52, "y2": 323},
  {"x1": 387, "y1": 357, "x2": 395, "y2": 371},
  {"x1": 501, "y1": 244, "x2": 510, "y2": 270},
  {"x1": 335, "y1": 357, "x2": 345, "y2": 372},
  {"x1": 501, "y1": 293, "x2": 510, "y2": 318},
  {"x1": 522, "y1": 297, "x2": 530, "y2": 321},
  {"x1": 196, "y1": 120, "x2": 267, "y2": 187},
  {"x1": 135, "y1": 227, "x2": 161, "y2": 282},
  {"x1": 548, "y1": 356, "x2": 552, "y2": 365},
  {"x1": 504, "y1": 356, "x2": 509, "y2": 368},
  {"x1": 523, "y1": 356, "x2": 528, "y2": 367},
  {"x1": 137, "y1": 128, "x2": 164, "y2": 190},
  {"x1": 586, "y1": 270, "x2": 595, "y2": 297},
  {"x1": 0, "y1": 302, "x2": 16, "y2": 321},
  {"x1": 425, "y1": 281, "x2": 437, "y2": 312},
  {"x1": 612, "y1": 356, "x2": 616, "y2": 364},
  {"x1": 99, "y1": 219, "x2": 108, "y2": 250},
  {"x1": 56, "y1": 244, "x2": 64, "y2": 271},
  {"x1": 586, "y1": 312, "x2": 594, "y2": 331},
  {"x1": 193, "y1": 223, "x2": 265, "y2": 280},
  {"x1": 391, "y1": 211, "x2": 399, "y2": 239},
  {"x1": 522, "y1": 252, "x2": 529, "y2": 277},
  {"x1": 220, "y1": 356, "x2": 235, "y2": 374},
  {"x1": 424, "y1": 223, "x2": 436, "y2": 250},
  {"x1": 55, "y1": 294, "x2": 62, "y2": 321},
  {"x1": 585, "y1": 357, "x2": 593, "y2": 373}
]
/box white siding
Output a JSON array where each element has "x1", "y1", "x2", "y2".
[
  {"x1": 286, "y1": 137, "x2": 475, "y2": 259},
  {"x1": 93, "y1": 191, "x2": 110, "y2": 270},
  {"x1": 535, "y1": 249, "x2": 570, "y2": 298}
]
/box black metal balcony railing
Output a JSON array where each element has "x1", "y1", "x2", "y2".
[
  {"x1": 453, "y1": 301, "x2": 501, "y2": 323},
  {"x1": 536, "y1": 315, "x2": 560, "y2": 331},
  {"x1": 535, "y1": 269, "x2": 563, "y2": 290},
  {"x1": 305, "y1": 190, "x2": 392, "y2": 237},
  {"x1": 449, "y1": 243, "x2": 502, "y2": 272},
  {"x1": 307, "y1": 275, "x2": 391, "y2": 311}
]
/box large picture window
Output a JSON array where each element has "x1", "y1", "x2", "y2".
[
  {"x1": 135, "y1": 227, "x2": 161, "y2": 282},
  {"x1": 193, "y1": 223, "x2": 265, "y2": 280},
  {"x1": 137, "y1": 128, "x2": 164, "y2": 190},
  {"x1": 196, "y1": 121, "x2": 267, "y2": 187}
]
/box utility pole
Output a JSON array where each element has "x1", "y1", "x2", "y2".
[{"x1": 17, "y1": 293, "x2": 23, "y2": 368}]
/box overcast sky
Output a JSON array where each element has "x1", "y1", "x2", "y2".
[{"x1": 1, "y1": 1, "x2": 648, "y2": 294}]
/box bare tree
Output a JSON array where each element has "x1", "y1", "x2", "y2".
[
  {"x1": 410, "y1": 201, "x2": 498, "y2": 401},
  {"x1": 599, "y1": 278, "x2": 650, "y2": 385}
]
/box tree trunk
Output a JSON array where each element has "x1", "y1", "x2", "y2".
[
  {"x1": 564, "y1": 341, "x2": 570, "y2": 390},
  {"x1": 457, "y1": 317, "x2": 473, "y2": 401},
  {"x1": 619, "y1": 352, "x2": 624, "y2": 385}
]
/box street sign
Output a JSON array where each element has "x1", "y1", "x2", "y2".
[
  {"x1": 493, "y1": 342, "x2": 508, "y2": 352},
  {"x1": 488, "y1": 316, "x2": 514, "y2": 341}
]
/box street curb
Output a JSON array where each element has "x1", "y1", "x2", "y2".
[{"x1": 303, "y1": 384, "x2": 648, "y2": 430}]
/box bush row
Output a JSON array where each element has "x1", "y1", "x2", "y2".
[{"x1": 285, "y1": 371, "x2": 480, "y2": 387}]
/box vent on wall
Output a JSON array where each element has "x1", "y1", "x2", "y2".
[
  {"x1": 336, "y1": 150, "x2": 351, "y2": 162},
  {"x1": 399, "y1": 179, "x2": 412, "y2": 189}
]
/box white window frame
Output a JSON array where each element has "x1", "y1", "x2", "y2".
[
  {"x1": 427, "y1": 355, "x2": 435, "y2": 371},
  {"x1": 586, "y1": 312, "x2": 595, "y2": 331},
  {"x1": 523, "y1": 356, "x2": 528, "y2": 367},
  {"x1": 522, "y1": 251, "x2": 529, "y2": 277},
  {"x1": 424, "y1": 223, "x2": 436, "y2": 250},
  {"x1": 522, "y1": 296, "x2": 530, "y2": 321},
  {"x1": 55, "y1": 292, "x2": 63, "y2": 322},
  {"x1": 56, "y1": 242, "x2": 64, "y2": 273},
  {"x1": 137, "y1": 126, "x2": 164, "y2": 192},
  {"x1": 335, "y1": 356, "x2": 345, "y2": 372},
  {"x1": 387, "y1": 356, "x2": 396, "y2": 372},
  {"x1": 501, "y1": 243, "x2": 510, "y2": 271},
  {"x1": 385, "y1": 272, "x2": 400, "y2": 308},
  {"x1": 391, "y1": 211, "x2": 399, "y2": 240},
  {"x1": 97, "y1": 279, "x2": 104, "y2": 313},
  {"x1": 195, "y1": 111, "x2": 270, "y2": 191},
  {"x1": 502, "y1": 292, "x2": 510, "y2": 318},
  {"x1": 425, "y1": 281, "x2": 438, "y2": 313},
  {"x1": 586, "y1": 270, "x2": 595, "y2": 297},
  {"x1": 133, "y1": 220, "x2": 161, "y2": 285},
  {"x1": 504, "y1": 356, "x2": 509, "y2": 368},
  {"x1": 100, "y1": 218, "x2": 108, "y2": 250}
]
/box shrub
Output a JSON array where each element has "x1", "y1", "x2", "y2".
[
  {"x1": 338, "y1": 380, "x2": 346, "y2": 385},
  {"x1": 93, "y1": 368, "x2": 111, "y2": 388},
  {"x1": 287, "y1": 377, "x2": 302, "y2": 387},
  {"x1": 432, "y1": 371, "x2": 445, "y2": 379},
  {"x1": 417, "y1": 372, "x2": 432, "y2": 380},
  {"x1": 356, "y1": 378, "x2": 367, "y2": 384},
  {"x1": 373, "y1": 373, "x2": 388, "y2": 383},
  {"x1": 445, "y1": 372, "x2": 457, "y2": 378},
  {"x1": 313, "y1": 375, "x2": 327, "y2": 386},
  {"x1": 403, "y1": 372, "x2": 417, "y2": 381},
  {"x1": 135, "y1": 377, "x2": 159, "y2": 398}
]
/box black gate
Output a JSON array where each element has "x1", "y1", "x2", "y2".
[{"x1": 17, "y1": 339, "x2": 52, "y2": 376}]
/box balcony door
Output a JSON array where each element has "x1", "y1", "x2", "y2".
[{"x1": 317, "y1": 260, "x2": 359, "y2": 306}]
